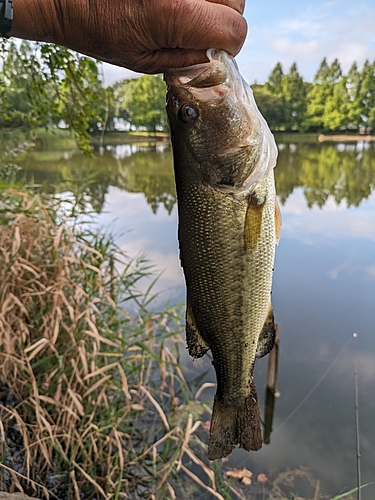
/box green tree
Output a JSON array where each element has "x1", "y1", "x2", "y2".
[
  {"x1": 121, "y1": 74, "x2": 167, "y2": 132},
  {"x1": 344, "y1": 62, "x2": 362, "y2": 130},
  {"x1": 314, "y1": 57, "x2": 330, "y2": 83},
  {"x1": 0, "y1": 41, "x2": 44, "y2": 129},
  {"x1": 0, "y1": 40, "x2": 107, "y2": 153},
  {"x1": 262, "y1": 62, "x2": 286, "y2": 129},
  {"x1": 305, "y1": 58, "x2": 343, "y2": 131},
  {"x1": 265, "y1": 62, "x2": 284, "y2": 95},
  {"x1": 252, "y1": 85, "x2": 285, "y2": 131},
  {"x1": 355, "y1": 60, "x2": 375, "y2": 132},
  {"x1": 323, "y1": 76, "x2": 349, "y2": 131},
  {"x1": 281, "y1": 63, "x2": 307, "y2": 131},
  {"x1": 111, "y1": 78, "x2": 132, "y2": 123}
]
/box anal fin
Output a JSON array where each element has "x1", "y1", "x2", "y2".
[
  {"x1": 256, "y1": 301, "x2": 276, "y2": 359},
  {"x1": 186, "y1": 299, "x2": 210, "y2": 358}
]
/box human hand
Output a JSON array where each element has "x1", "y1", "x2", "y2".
[{"x1": 11, "y1": 0, "x2": 247, "y2": 73}]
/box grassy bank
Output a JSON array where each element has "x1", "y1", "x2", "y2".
[
  {"x1": 0, "y1": 129, "x2": 170, "y2": 155},
  {"x1": 274, "y1": 132, "x2": 319, "y2": 143},
  {"x1": 33, "y1": 128, "x2": 170, "y2": 149},
  {"x1": 0, "y1": 189, "x2": 214, "y2": 499},
  {"x1": 4, "y1": 129, "x2": 373, "y2": 157},
  {"x1": 90, "y1": 130, "x2": 170, "y2": 146}
]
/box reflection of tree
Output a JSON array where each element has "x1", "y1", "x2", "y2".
[
  {"x1": 16, "y1": 145, "x2": 176, "y2": 214},
  {"x1": 15, "y1": 141, "x2": 375, "y2": 213},
  {"x1": 123, "y1": 148, "x2": 176, "y2": 214},
  {"x1": 275, "y1": 142, "x2": 375, "y2": 208},
  {"x1": 17, "y1": 151, "x2": 126, "y2": 213}
]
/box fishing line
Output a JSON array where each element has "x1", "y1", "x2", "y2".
[
  {"x1": 232, "y1": 333, "x2": 354, "y2": 473},
  {"x1": 353, "y1": 333, "x2": 362, "y2": 500},
  {"x1": 193, "y1": 333, "x2": 358, "y2": 500},
  {"x1": 271, "y1": 333, "x2": 354, "y2": 435}
]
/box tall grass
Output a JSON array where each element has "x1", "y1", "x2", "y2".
[{"x1": 0, "y1": 189, "x2": 219, "y2": 499}]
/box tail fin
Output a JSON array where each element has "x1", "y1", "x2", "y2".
[{"x1": 208, "y1": 380, "x2": 262, "y2": 460}]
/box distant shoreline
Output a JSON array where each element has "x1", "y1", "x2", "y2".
[{"x1": 318, "y1": 134, "x2": 375, "y2": 142}]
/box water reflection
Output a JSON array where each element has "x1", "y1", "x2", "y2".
[
  {"x1": 276, "y1": 141, "x2": 375, "y2": 208},
  {"x1": 263, "y1": 327, "x2": 280, "y2": 445},
  {"x1": 15, "y1": 140, "x2": 375, "y2": 213},
  {"x1": 17, "y1": 144, "x2": 176, "y2": 214}
]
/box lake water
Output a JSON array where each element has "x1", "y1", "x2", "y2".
[{"x1": 17, "y1": 138, "x2": 375, "y2": 499}]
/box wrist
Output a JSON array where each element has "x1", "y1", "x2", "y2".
[
  {"x1": 10, "y1": 0, "x2": 110, "y2": 63},
  {"x1": 10, "y1": 0, "x2": 73, "y2": 44},
  {"x1": 11, "y1": 0, "x2": 57, "y2": 41}
]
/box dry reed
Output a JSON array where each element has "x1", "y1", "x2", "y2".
[{"x1": 0, "y1": 190, "x2": 221, "y2": 499}]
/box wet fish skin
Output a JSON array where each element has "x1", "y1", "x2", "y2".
[{"x1": 165, "y1": 50, "x2": 279, "y2": 459}]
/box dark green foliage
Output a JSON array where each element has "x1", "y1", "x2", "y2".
[
  {"x1": 281, "y1": 63, "x2": 307, "y2": 131},
  {"x1": 113, "y1": 74, "x2": 168, "y2": 132},
  {"x1": 0, "y1": 40, "x2": 110, "y2": 152},
  {"x1": 259, "y1": 58, "x2": 375, "y2": 133},
  {"x1": 265, "y1": 62, "x2": 284, "y2": 95},
  {"x1": 2, "y1": 39, "x2": 375, "y2": 137},
  {"x1": 252, "y1": 85, "x2": 285, "y2": 130}
]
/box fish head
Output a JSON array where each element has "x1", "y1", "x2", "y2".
[{"x1": 165, "y1": 50, "x2": 277, "y2": 194}]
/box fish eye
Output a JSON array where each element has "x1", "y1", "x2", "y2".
[{"x1": 178, "y1": 104, "x2": 198, "y2": 124}]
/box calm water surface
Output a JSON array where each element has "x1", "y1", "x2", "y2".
[{"x1": 18, "y1": 139, "x2": 375, "y2": 498}]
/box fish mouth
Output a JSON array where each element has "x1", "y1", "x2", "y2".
[
  {"x1": 165, "y1": 50, "x2": 233, "y2": 103},
  {"x1": 165, "y1": 49, "x2": 226, "y2": 86},
  {"x1": 164, "y1": 62, "x2": 214, "y2": 87}
]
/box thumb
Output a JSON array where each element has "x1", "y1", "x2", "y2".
[{"x1": 141, "y1": 49, "x2": 211, "y2": 74}]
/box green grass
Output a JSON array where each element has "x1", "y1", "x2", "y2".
[
  {"x1": 90, "y1": 130, "x2": 170, "y2": 146},
  {"x1": 273, "y1": 132, "x2": 319, "y2": 142}
]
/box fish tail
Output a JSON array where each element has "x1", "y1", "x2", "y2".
[{"x1": 208, "y1": 380, "x2": 262, "y2": 460}]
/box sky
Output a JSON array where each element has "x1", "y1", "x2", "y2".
[{"x1": 101, "y1": 0, "x2": 375, "y2": 86}]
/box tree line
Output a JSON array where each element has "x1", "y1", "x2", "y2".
[
  {"x1": 1, "y1": 40, "x2": 374, "y2": 135},
  {"x1": 253, "y1": 58, "x2": 375, "y2": 133},
  {"x1": 13, "y1": 141, "x2": 375, "y2": 214},
  {"x1": 105, "y1": 57, "x2": 375, "y2": 134}
]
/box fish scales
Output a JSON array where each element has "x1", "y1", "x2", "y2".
[
  {"x1": 165, "y1": 50, "x2": 279, "y2": 459},
  {"x1": 176, "y1": 166, "x2": 275, "y2": 400}
]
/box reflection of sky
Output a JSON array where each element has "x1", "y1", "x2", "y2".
[
  {"x1": 95, "y1": 189, "x2": 185, "y2": 305},
  {"x1": 95, "y1": 178, "x2": 375, "y2": 498}
]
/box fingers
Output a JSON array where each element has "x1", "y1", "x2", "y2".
[
  {"x1": 171, "y1": 1, "x2": 247, "y2": 57},
  {"x1": 136, "y1": 0, "x2": 247, "y2": 73},
  {"x1": 204, "y1": 0, "x2": 245, "y2": 15}
]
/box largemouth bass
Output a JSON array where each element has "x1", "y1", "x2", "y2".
[{"x1": 165, "y1": 50, "x2": 281, "y2": 460}]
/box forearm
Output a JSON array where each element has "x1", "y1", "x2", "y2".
[
  {"x1": 11, "y1": 0, "x2": 62, "y2": 42},
  {"x1": 11, "y1": 0, "x2": 112, "y2": 63}
]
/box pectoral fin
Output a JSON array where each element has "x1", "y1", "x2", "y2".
[
  {"x1": 256, "y1": 302, "x2": 276, "y2": 358},
  {"x1": 186, "y1": 299, "x2": 210, "y2": 358},
  {"x1": 244, "y1": 194, "x2": 265, "y2": 252}
]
